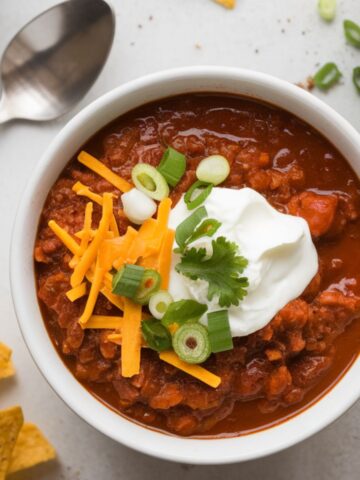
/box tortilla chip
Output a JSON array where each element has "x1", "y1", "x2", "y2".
[
  {"x1": 7, "y1": 423, "x2": 56, "y2": 474},
  {"x1": 0, "y1": 406, "x2": 24, "y2": 480},
  {"x1": 215, "y1": 0, "x2": 236, "y2": 8},
  {"x1": 0, "y1": 343, "x2": 15, "y2": 379}
]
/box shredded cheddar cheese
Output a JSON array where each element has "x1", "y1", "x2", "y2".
[
  {"x1": 66, "y1": 283, "x2": 87, "y2": 302},
  {"x1": 79, "y1": 257, "x2": 106, "y2": 327},
  {"x1": 85, "y1": 315, "x2": 123, "y2": 329},
  {"x1": 78, "y1": 202, "x2": 93, "y2": 256},
  {"x1": 121, "y1": 299, "x2": 142, "y2": 377},
  {"x1": 157, "y1": 197, "x2": 172, "y2": 230},
  {"x1": 49, "y1": 174, "x2": 212, "y2": 385},
  {"x1": 108, "y1": 332, "x2": 148, "y2": 348},
  {"x1": 73, "y1": 182, "x2": 119, "y2": 237},
  {"x1": 78, "y1": 151, "x2": 132, "y2": 193},
  {"x1": 71, "y1": 193, "x2": 113, "y2": 288},
  {"x1": 159, "y1": 351, "x2": 221, "y2": 388},
  {"x1": 100, "y1": 286, "x2": 124, "y2": 311},
  {"x1": 158, "y1": 229, "x2": 175, "y2": 289},
  {"x1": 113, "y1": 227, "x2": 138, "y2": 270},
  {"x1": 73, "y1": 181, "x2": 103, "y2": 205},
  {"x1": 214, "y1": 0, "x2": 235, "y2": 9},
  {"x1": 48, "y1": 220, "x2": 81, "y2": 256}
]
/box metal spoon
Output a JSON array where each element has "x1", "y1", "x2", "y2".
[{"x1": 0, "y1": 0, "x2": 115, "y2": 124}]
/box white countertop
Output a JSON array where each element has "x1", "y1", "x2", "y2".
[{"x1": 1, "y1": 0, "x2": 359, "y2": 478}]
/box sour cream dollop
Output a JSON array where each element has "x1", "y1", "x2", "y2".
[{"x1": 168, "y1": 187, "x2": 318, "y2": 337}]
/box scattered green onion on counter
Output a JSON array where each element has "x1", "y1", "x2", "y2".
[
  {"x1": 112, "y1": 264, "x2": 145, "y2": 298},
  {"x1": 172, "y1": 323, "x2": 211, "y2": 364},
  {"x1": 184, "y1": 180, "x2": 213, "y2": 210},
  {"x1": 141, "y1": 318, "x2": 172, "y2": 352},
  {"x1": 175, "y1": 206, "x2": 207, "y2": 251},
  {"x1": 318, "y1": 0, "x2": 336, "y2": 22},
  {"x1": 149, "y1": 290, "x2": 174, "y2": 319},
  {"x1": 344, "y1": 19, "x2": 360, "y2": 48},
  {"x1": 161, "y1": 299, "x2": 208, "y2": 328},
  {"x1": 353, "y1": 67, "x2": 360, "y2": 93},
  {"x1": 196, "y1": 155, "x2": 230, "y2": 185},
  {"x1": 131, "y1": 163, "x2": 169, "y2": 200},
  {"x1": 313, "y1": 62, "x2": 342, "y2": 90},
  {"x1": 207, "y1": 310, "x2": 233, "y2": 353},
  {"x1": 157, "y1": 147, "x2": 186, "y2": 187}
]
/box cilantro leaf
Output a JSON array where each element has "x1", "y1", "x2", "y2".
[{"x1": 175, "y1": 236, "x2": 249, "y2": 308}]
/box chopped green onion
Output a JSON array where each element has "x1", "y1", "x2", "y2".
[
  {"x1": 196, "y1": 155, "x2": 230, "y2": 185},
  {"x1": 162, "y1": 299, "x2": 208, "y2": 327},
  {"x1": 344, "y1": 19, "x2": 360, "y2": 48},
  {"x1": 186, "y1": 218, "x2": 221, "y2": 246},
  {"x1": 131, "y1": 164, "x2": 169, "y2": 201},
  {"x1": 112, "y1": 264, "x2": 144, "y2": 298},
  {"x1": 318, "y1": 0, "x2": 336, "y2": 22},
  {"x1": 184, "y1": 180, "x2": 213, "y2": 210},
  {"x1": 172, "y1": 323, "x2": 211, "y2": 364},
  {"x1": 313, "y1": 62, "x2": 342, "y2": 90},
  {"x1": 157, "y1": 147, "x2": 186, "y2": 187},
  {"x1": 133, "y1": 269, "x2": 161, "y2": 305},
  {"x1": 141, "y1": 318, "x2": 172, "y2": 352},
  {"x1": 175, "y1": 206, "x2": 207, "y2": 251},
  {"x1": 149, "y1": 290, "x2": 173, "y2": 319},
  {"x1": 121, "y1": 188, "x2": 157, "y2": 225},
  {"x1": 353, "y1": 67, "x2": 360, "y2": 93},
  {"x1": 207, "y1": 310, "x2": 233, "y2": 353}
]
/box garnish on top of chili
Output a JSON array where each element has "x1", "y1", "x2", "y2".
[{"x1": 47, "y1": 147, "x2": 233, "y2": 385}]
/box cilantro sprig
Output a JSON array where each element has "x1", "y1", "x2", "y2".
[{"x1": 175, "y1": 236, "x2": 249, "y2": 308}]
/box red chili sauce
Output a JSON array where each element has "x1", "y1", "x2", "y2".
[{"x1": 34, "y1": 94, "x2": 360, "y2": 437}]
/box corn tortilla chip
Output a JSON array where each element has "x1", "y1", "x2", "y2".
[
  {"x1": 215, "y1": 0, "x2": 236, "y2": 9},
  {"x1": 0, "y1": 343, "x2": 15, "y2": 379},
  {"x1": 7, "y1": 423, "x2": 56, "y2": 474},
  {"x1": 0, "y1": 406, "x2": 23, "y2": 480}
]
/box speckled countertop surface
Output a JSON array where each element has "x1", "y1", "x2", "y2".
[{"x1": 0, "y1": 0, "x2": 359, "y2": 478}]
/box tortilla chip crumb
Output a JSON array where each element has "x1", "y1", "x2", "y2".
[
  {"x1": 0, "y1": 406, "x2": 24, "y2": 480},
  {"x1": 8, "y1": 423, "x2": 56, "y2": 474},
  {"x1": 214, "y1": 0, "x2": 236, "y2": 9},
  {"x1": 0, "y1": 343, "x2": 15, "y2": 379}
]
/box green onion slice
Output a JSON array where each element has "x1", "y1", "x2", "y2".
[
  {"x1": 162, "y1": 299, "x2": 208, "y2": 327},
  {"x1": 149, "y1": 290, "x2": 173, "y2": 319},
  {"x1": 186, "y1": 219, "x2": 221, "y2": 246},
  {"x1": 344, "y1": 19, "x2": 360, "y2": 48},
  {"x1": 353, "y1": 67, "x2": 360, "y2": 93},
  {"x1": 175, "y1": 206, "x2": 207, "y2": 251},
  {"x1": 133, "y1": 269, "x2": 161, "y2": 305},
  {"x1": 141, "y1": 318, "x2": 172, "y2": 352},
  {"x1": 207, "y1": 310, "x2": 233, "y2": 353},
  {"x1": 131, "y1": 164, "x2": 169, "y2": 201},
  {"x1": 112, "y1": 264, "x2": 144, "y2": 298},
  {"x1": 318, "y1": 0, "x2": 336, "y2": 21},
  {"x1": 157, "y1": 147, "x2": 186, "y2": 187},
  {"x1": 196, "y1": 155, "x2": 230, "y2": 185},
  {"x1": 184, "y1": 180, "x2": 213, "y2": 210},
  {"x1": 313, "y1": 62, "x2": 342, "y2": 90},
  {"x1": 172, "y1": 323, "x2": 211, "y2": 364}
]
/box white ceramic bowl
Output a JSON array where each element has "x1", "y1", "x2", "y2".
[{"x1": 10, "y1": 67, "x2": 360, "y2": 464}]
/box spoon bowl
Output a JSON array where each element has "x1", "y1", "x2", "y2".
[{"x1": 0, "y1": 0, "x2": 115, "y2": 123}]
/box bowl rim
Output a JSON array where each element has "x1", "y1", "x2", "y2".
[{"x1": 10, "y1": 66, "x2": 360, "y2": 465}]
